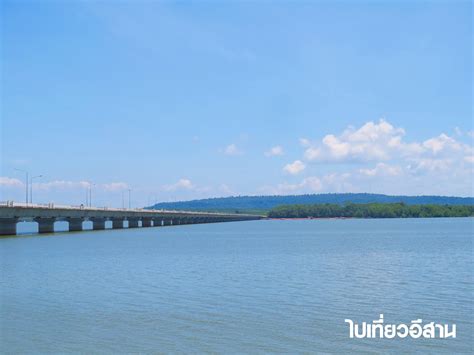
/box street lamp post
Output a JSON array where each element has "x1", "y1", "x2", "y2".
[
  {"x1": 14, "y1": 168, "x2": 29, "y2": 205},
  {"x1": 128, "y1": 189, "x2": 131, "y2": 209},
  {"x1": 89, "y1": 183, "x2": 96, "y2": 207},
  {"x1": 30, "y1": 175, "x2": 42, "y2": 204}
]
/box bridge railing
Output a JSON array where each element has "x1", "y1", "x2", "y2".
[{"x1": 0, "y1": 201, "x2": 259, "y2": 217}]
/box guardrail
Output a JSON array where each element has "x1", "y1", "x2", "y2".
[{"x1": 0, "y1": 201, "x2": 255, "y2": 217}]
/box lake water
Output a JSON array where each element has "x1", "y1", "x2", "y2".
[{"x1": 1, "y1": 218, "x2": 472, "y2": 353}]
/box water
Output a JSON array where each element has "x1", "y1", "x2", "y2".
[{"x1": 1, "y1": 218, "x2": 472, "y2": 353}]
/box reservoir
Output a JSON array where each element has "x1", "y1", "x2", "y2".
[{"x1": 0, "y1": 218, "x2": 472, "y2": 353}]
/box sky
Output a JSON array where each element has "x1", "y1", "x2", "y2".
[{"x1": 1, "y1": 0, "x2": 472, "y2": 207}]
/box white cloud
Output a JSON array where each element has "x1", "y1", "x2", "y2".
[
  {"x1": 302, "y1": 119, "x2": 472, "y2": 176},
  {"x1": 423, "y1": 134, "x2": 462, "y2": 155},
  {"x1": 1, "y1": 177, "x2": 130, "y2": 193},
  {"x1": 264, "y1": 145, "x2": 284, "y2": 157},
  {"x1": 283, "y1": 160, "x2": 306, "y2": 175},
  {"x1": 299, "y1": 138, "x2": 311, "y2": 147},
  {"x1": 35, "y1": 180, "x2": 90, "y2": 191},
  {"x1": 304, "y1": 147, "x2": 321, "y2": 160},
  {"x1": 265, "y1": 176, "x2": 323, "y2": 195},
  {"x1": 260, "y1": 173, "x2": 357, "y2": 195},
  {"x1": 163, "y1": 178, "x2": 195, "y2": 191},
  {"x1": 102, "y1": 182, "x2": 128, "y2": 191},
  {"x1": 218, "y1": 183, "x2": 234, "y2": 195},
  {"x1": 407, "y1": 158, "x2": 453, "y2": 173},
  {"x1": 464, "y1": 155, "x2": 474, "y2": 164},
  {"x1": 223, "y1": 143, "x2": 242, "y2": 156},
  {"x1": 0, "y1": 177, "x2": 23, "y2": 188},
  {"x1": 359, "y1": 163, "x2": 402, "y2": 177},
  {"x1": 271, "y1": 118, "x2": 474, "y2": 196},
  {"x1": 304, "y1": 119, "x2": 406, "y2": 162}
]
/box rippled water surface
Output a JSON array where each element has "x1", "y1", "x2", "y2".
[{"x1": 1, "y1": 218, "x2": 472, "y2": 353}]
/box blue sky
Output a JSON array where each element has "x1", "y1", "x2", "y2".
[{"x1": 1, "y1": 0, "x2": 472, "y2": 207}]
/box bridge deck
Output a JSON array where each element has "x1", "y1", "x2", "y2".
[{"x1": 0, "y1": 203, "x2": 262, "y2": 236}]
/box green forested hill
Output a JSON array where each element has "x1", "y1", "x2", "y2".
[{"x1": 149, "y1": 193, "x2": 474, "y2": 214}]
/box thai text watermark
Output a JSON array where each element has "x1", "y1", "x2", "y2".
[{"x1": 345, "y1": 314, "x2": 456, "y2": 339}]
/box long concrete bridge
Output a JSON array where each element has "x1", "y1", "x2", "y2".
[{"x1": 0, "y1": 202, "x2": 262, "y2": 236}]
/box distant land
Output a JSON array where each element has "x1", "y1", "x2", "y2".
[
  {"x1": 268, "y1": 203, "x2": 474, "y2": 219},
  {"x1": 149, "y1": 193, "x2": 474, "y2": 215}
]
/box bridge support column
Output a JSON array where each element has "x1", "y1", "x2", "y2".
[
  {"x1": 187, "y1": 218, "x2": 195, "y2": 224},
  {"x1": 91, "y1": 218, "x2": 106, "y2": 230},
  {"x1": 142, "y1": 218, "x2": 152, "y2": 227},
  {"x1": 179, "y1": 218, "x2": 189, "y2": 225},
  {"x1": 163, "y1": 218, "x2": 172, "y2": 226},
  {"x1": 128, "y1": 218, "x2": 139, "y2": 228},
  {"x1": 0, "y1": 218, "x2": 18, "y2": 236},
  {"x1": 112, "y1": 219, "x2": 124, "y2": 229},
  {"x1": 68, "y1": 218, "x2": 83, "y2": 232},
  {"x1": 35, "y1": 218, "x2": 55, "y2": 234},
  {"x1": 153, "y1": 219, "x2": 162, "y2": 227}
]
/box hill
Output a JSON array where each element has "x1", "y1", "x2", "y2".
[{"x1": 149, "y1": 193, "x2": 474, "y2": 214}]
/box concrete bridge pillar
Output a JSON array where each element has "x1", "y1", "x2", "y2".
[
  {"x1": 142, "y1": 218, "x2": 152, "y2": 227},
  {"x1": 0, "y1": 218, "x2": 18, "y2": 236},
  {"x1": 68, "y1": 218, "x2": 83, "y2": 232},
  {"x1": 91, "y1": 218, "x2": 106, "y2": 230},
  {"x1": 128, "y1": 218, "x2": 140, "y2": 228},
  {"x1": 34, "y1": 217, "x2": 56, "y2": 234},
  {"x1": 179, "y1": 217, "x2": 190, "y2": 225},
  {"x1": 112, "y1": 219, "x2": 124, "y2": 229},
  {"x1": 163, "y1": 218, "x2": 172, "y2": 226},
  {"x1": 153, "y1": 219, "x2": 162, "y2": 227}
]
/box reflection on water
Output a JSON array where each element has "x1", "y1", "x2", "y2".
[{"x1": 1, "y1": 218, "x2": 472, "y2": 353}]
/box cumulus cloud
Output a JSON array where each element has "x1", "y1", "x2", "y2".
[
  {"x1": 270, "y1": 119, "x2": 474, "y2": 196},
  {"x1": 163, "y1": 178, "x2": 195, "y2": 191},
  {"x1": 464, "y1": 155, "x2": 474, "y2": 164},
  {"x1": 299, "y1": 138, "x2": 311, "y2": 147},
  {"x1": 34, "y1": 180, "x2": 90, "y2": 191},
  {"x1": 359, "y1": 163, "x2": 402, "y2": 177},
  {"x1": 0, "y1": 179, "x2": 129, "y2": 192},
  {"x1": 303, "y1": 119, "x2": 407, "y2": 162},
  {"x1": 264, "y1": 145, "x2": 284, "y2": 157},
  {"x1": 264, "y1": 176, "x2": 322, "y2": 195},
  {"x1": 283, "y1": 160, "x2": 306, "y2": 175},
  {"x1": 223, "y1": 143, "x2": 242, "y2": 156},
  {"x1": 302, "y1": 119, "x2": 472, "y2": 175},
  {"x1": 0, "y1": 177, "x2": 23, "y2": 187},
  {"x1": 422, "y1": 134, "x2": 462, "y2": 155},
  {"x1": 218, "y1": 183, "x2": 235, "y2": 196},
  {"x1": 260, "y1": 172, "x2": 358, "y2": 195},
  {"x1": 102, "y1": 182, "x2": 128, "y2": 191}
]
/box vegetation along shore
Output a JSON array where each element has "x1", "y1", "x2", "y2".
[{"x1": 267, "y1": 203, "x2": 474, "y2": 219}]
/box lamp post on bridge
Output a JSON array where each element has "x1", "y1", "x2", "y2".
[
  {"x1": 88, "y1": 182, "x2": 96, "y2": 207},
  {"x1": 14, "y1": 168, "x2": 29, "y2": 205},
  {"x1": 128, "y1": 189, "x2": 132, "y2": 209},
  {"x1": 30, "y1": 175, "x2": 42, "y2": 204}
]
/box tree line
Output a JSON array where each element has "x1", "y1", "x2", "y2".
[
  {"x1": 150, "y1": 193, "x2": 474, "y2": 211},
  {"x1": 268, "y1": 203, "x2": 474, "y2": 219}
]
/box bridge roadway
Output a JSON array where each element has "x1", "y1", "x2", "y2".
[{"x1": 0, "y1": 203, "x2": 262, "y2": 235}]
